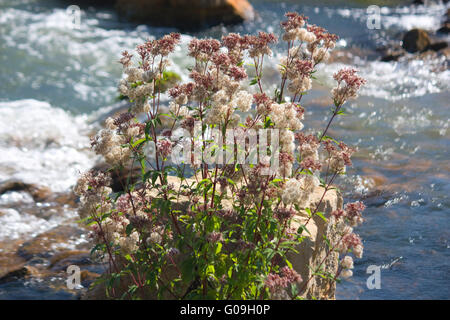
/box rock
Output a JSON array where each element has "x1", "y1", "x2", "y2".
[
  {"x1": 428, "y1": 41, "x2": 448, "y2": 52},
  {"x1": 411, "y1": 0, "x2": 448, "y2": 5},
  {"x1": 52, "y1": 192, "x2": 78, "y2": 208},
  {"x1": 0, "y1": 239, "x2": 27, "y2": 279},
  {"x1": 437, "y1": 22, "x2": 450, "y2": 34},
  {"x1": 17, "y1": 225, "x2": 90, "y2": 260},
  {"x1": 439, "y1": 47, "x2": 450, "y2": 59},
  {"x1": 381, "y1": 51, "x2": 405, "y2": 62},
  {"x1": 49, "y1": 250, "x2": 92, "y2": 271},
  {"x1": 115, "y1": 0, "x2": 254, "y2": 30},
  {"x1": 83, "y1": 176, "x2": 342, "y2": 300},
  {"x1": 92, "y1": 162, "x2": 141, "y2": 193},
  {"x1": 80, "y1": 270, "x2": 100, "y2": 287},
  {"x1": 376, "y1": 42, "x2": 406, "y2": 62},
  {"x1": 288, "y1": 186, "x2": 342, "y2": 299},
  {"x1": 0, "y1": 266, "x2": 40, "y2": 284},
  {"x1": 402, "y1": 29, "x2": 431, "y2": 53},
  {"x1": 0, "y1": 180, "x2": 52, "y2": 202}
]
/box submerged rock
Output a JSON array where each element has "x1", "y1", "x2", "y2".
[
  {"x1": 49, "y1": 250, "x2": 92, "y2": 271},
  {"x1": 0, "y1": 266, "x2": 40, "y2": 284},
  {"x1": 115, "y1": 0, "x2": 254, "y2": 29},
  {"x1": 0, "y1": 180, "x2": 52, "y2": 202},
  {"x1": 17, "y1": 225, "x2": 89, "y2": 260}
]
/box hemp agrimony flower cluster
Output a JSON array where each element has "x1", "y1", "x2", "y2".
[{"x1": 75, "y1": 12, "x2": 367, "y2": 299}]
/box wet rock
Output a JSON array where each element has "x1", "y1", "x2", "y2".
[
  {"x1": 376, "y1": 42, "x2": 406, "y2": 62},
  {"x1": 437, "y1": 22, "x2": 450, "y2": 34},
  {"x1": 52, "y1": 192, "x2": 78, "y2": 208},
  {"x1": 361, "y1": 168, "x2": 388, "y2": 190},
  {"x1": 439, "y1": 47, "x2": 450, "y2": 59},
  {"x1": 428, "y1": 41, "x2": 448, "y2": 52},
  {"x1": 0, "y1": 240, "x2": 27, "y2": 278},
  {"x1": 0, "y1": 180, "x2": 52, "y2": 202},
  {"x1": 381, "y1": 50, "x2": 405, "y2": 62},
  {"x1": 49, "y1": 250, "x2": 92, "y2": 271},
  {"x1": 17, "y1": 225, "x2": 90, "y2": 261},
  {"x1": 115, "y1": 0, "x2": 254, "y2": 30},
  {"x1": 80, "y1": 270, "x2": 100, "y2": 287},
  {"x1": 402, "y1": 29, "x2": 431, "y2": 53},
  {"x1": 0, "y1": 266, "x2": 40, "y2": 284},
  {"x1": 413, "y1": 0, "x2": 449, "y2": 4}
]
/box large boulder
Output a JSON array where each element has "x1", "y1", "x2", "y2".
[
  {"x1": 288, "y1": 186, "x2": 342, "y2": 299},
  {"x1": 402, "y1": 29, "x2": 431, "y2": 53},
  {"x1": 115, "y1": 0, "x2": 254, "y2": 29}
]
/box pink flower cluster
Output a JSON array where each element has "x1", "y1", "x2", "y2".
[
  {"x1": 137, "y1": 33, "x2": 181, "y2": 60},
  {"x1": 323, "y1": 140, "x2": 356, "y2": 173},
  {"x1": 332, "y1": 201, "x2": 365, "y2": 227},
  {"x1": 340, "y1": 233, "x2": 363, "y2": 258},
  {"x1": 332, "y1": 68, "x2": 367, "y2": 105},
  {"x1": 265, "y1": 266, "x2": 302, "y2": 295},
  {"x1": 281, "y1": 12, "x2": 307, "y2": 32}
]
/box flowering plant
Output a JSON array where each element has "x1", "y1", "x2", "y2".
[{"x1": 75, "y1": 12, "x2": 366, "y2": 300}]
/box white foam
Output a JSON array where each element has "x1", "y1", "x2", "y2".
[
  {"x1": 317, "y1": 58, "x2": 450, "y2": 101},
  {"x1": 0, "y1": 7, "x2": 195, "y2": 111},
  {"x1": 0, "y1": 206, "x2": 79, "y2": 241},
  {"x1": 335, "y1": 4, "x2": 446, "y2": 31},
  {"x1": 0, "y1": 99, "x2": 98, "y2": 192},
  {"x1": 0, "y1": 191, "x2": 34, "y2": 206},
  {"x1": 0, "y1": 208, "x2": 57, "y2": 241}
]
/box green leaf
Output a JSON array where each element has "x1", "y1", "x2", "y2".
[
  {"x1": 215, "y1": 242, "x2": 222, "y2": 255},
  {"x1": 305, "y1": 207, "x2": 312, "y2": 217},
  {"x1": 131, "y1": 138, "x2": 146, "y2": 148},
  {"x1": 206, "y1": 265, "x2": 215, "y2": 275},
  {"x1": 316, "y1": 212, "x2": 327, "y2": 223},
  {"x1": 125, "y1": 223, "x2": 134, "y2": 236},
  {"x1": 297, "y1": 224, "x2": 311, "y2": 236},
  {"x1": 285, "y1": 259, "x2": 293, "y2": 269}
]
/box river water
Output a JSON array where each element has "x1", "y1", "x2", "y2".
[{"x1": 0, "y1": 0, "x2": 449, "y2": 299}]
